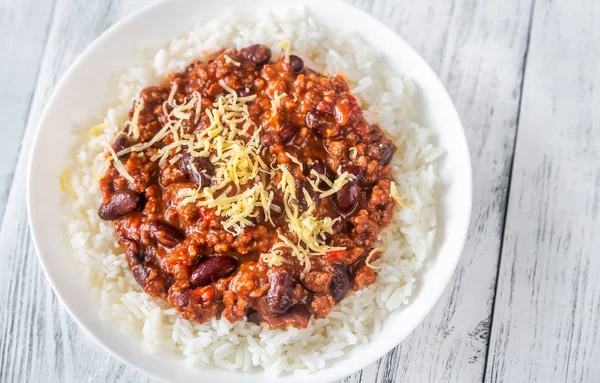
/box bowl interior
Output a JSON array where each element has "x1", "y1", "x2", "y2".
[{"x1": 27, "y1": 0, "x2": 472, "y2": 382}]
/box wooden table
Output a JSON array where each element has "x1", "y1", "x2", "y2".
[{"x1": 1, "y1": 0, "x2": 598, "y2": 381}]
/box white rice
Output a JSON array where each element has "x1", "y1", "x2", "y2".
[{"x1": 65, "y1": 7, "x2": 441, "y2": 376}]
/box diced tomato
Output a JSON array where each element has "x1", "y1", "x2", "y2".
[
  {"x1": 324, "y1": 250, "x2": 346, "y2": 261},
  {"x1": 243, "y1": 227, "x2": 256, "y2": 240}
]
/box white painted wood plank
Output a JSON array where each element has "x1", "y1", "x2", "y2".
[
  {"x1": 485, "y1": 0, "x2": 600, "y2": 382},
  {"x1": 343, "y1": 0, "x2": 534, "y2": 381},
  {"x1": 0, "y1": 1, "x2": 155, "y2": 382},
  {"x1": 0, "y1": 0, "x2": 56, "y2": 221},
  {"x1": 0, "y1": 0, "x2": 533, "y2": 382}
]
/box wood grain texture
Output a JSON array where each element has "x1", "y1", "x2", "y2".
[
  {"x1": 485, "y1": 0, "x2": 600, "y2": 382},
  {"x1": 0, "y1": 0, "x2": 56, "y2": 222},
  {"x1": 0, "y1": 1, "x2": 155, "y2": 382},
  {"x1": 343, "y1": 0, "x2": 534, "y2": 381},
  {"x1": 2, "y1": 0, "x2": 598, "y2": 382}
]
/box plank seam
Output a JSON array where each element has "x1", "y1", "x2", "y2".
[{"x1": 480, "y1": 0, "x2": 537, "y2": 381}]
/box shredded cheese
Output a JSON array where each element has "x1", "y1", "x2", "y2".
[
  {"x1": 86, "y1": 119, "x2": 108, "y2": 139},
  {"x1": 285, "y1": 152, "x2": 303, "y2": 171},
  {"x1": 280, "y1": 39, "x2": 292, "y2": 63},
  {"x1": 128, "y1": 99, "x2": 145, "y2": 140},
  {"x1": 349, "y1": 147, "x2": 358, "y2": 160},
  {"x1": 270, "y1": 164, "x2": 346, "y2": 276},
  {"x1": 104, "y1": 68, "x2": 359, "y2": 272},
  {"x1": 270, "y1": 91, "x2": 287, "y2": 115},
  {"x1": 317, "y1": 167, "x2": 354, "y2": 198},
  {"x1": 223, "y1": 54, "x2": 241, "y2": 66},
  {"x1": 390, "y1": 181, "x2": 406, "y2": 207},
  {"x1": 59, "y1": 167, "x2": 75, "y2": 198},
  {"x1": 365, "y1": 247, "x2": 385, "y2": 269},
  {"x1": 107, "y1": 144, "x2": 134, "y2": 183}
]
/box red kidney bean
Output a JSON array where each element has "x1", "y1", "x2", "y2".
[
  {"x1": 369, "y1": 141, "x2": 396, "y2": 165},
  {"x1": 305, "y1": 158, "x2": 332, "y2": 188},
  {"x1": 190, "y1": 256, "x2": 238, "y2": 287},
  {"x1": 305, "y1": 158, "x2": 326, "y2": 177},
  {"x1": 270, "y1": 195, "x2": 285, "y2": 221},
  {"x1": 278, "y1": 121, "x2": 298, "y2": 144},
  {"x1": 305, "y1": 111, "x2": 319, "y2": 130},
  {"x1": 334, "y1": 181, "x2": 360, "y2": 212},
  {"x1": 246, "y1": 309, "x2": 261, "y2": 325},
  {"x1": 280, "y1": 303, "x2": 311, "y2": 327},
  {"x1": 341, "y1": 165, "x2": 363, "y2": 181},
  {"x1": 139, "y1": 246, "x2": 160, "y2": 267},
  {"x1": 120, "y1": 239, "x2": 169, "y2": 297},
  {"x1": 266, "y1": 266, "x2": 295, "y2": 315},
  {"x1": 329, "y1": 263, "x2": 350, "y2": 302},
  {"x1": 173, "y1": 289, "x2": 191, "y2": 309},
  {"x1": 113, "y1": 134, "x2": 129, "y2": 152},
  {"x1": 244, "y1": 44, "x2": 271, "y2": 66},
  {"x1": 180, "y1": 153, "x2": 214, "y2": 187},
  {"x1": 289, "y1": 55, "x2": 304, "y2": 74},
  {"x1": 146, "y1": 220, "x2": 184, "y2": 248},
  {"x1": 334, "y1": 165, "x2": 363, "y2": 211},
  {"x1": 131, "y1": 264, "x2": 150, "y2": 288},
  {"x1": 98, "y1": 190, "x2": 143, "y2": 220}
]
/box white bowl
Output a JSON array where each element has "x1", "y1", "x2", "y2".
[{"x1": 27, "y1": 0, "x2": 472, "y2": 381}]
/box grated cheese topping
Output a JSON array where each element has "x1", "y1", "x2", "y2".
[
  {"x1": 102, "y1": 71, "x2": 393, "y2": 271},
  {"x1": 390, "y1": 181, "x2": 406, "y2": 207},
  {"x1": 262, "y1": 164, "x2": 346, "y2": 275},
  {"x1": 365, "y1": 247, "x2": 385, "y2": 269},
  {"x1": 348, "y1": 147, "x2": 358, "y2": 160},
  {"x1": 127, "y1": 99, "x2": 145, "y2": 140},
  {"x1": 223, "y1": 54, "x2": 241, "y2": 66},
  {"x1": 107, "y1": 144, "x2": 134, "y2": 184},
  {"x1": 86, "y1": 119, "x2": 108, "y2": 139},
  {"x1": 270, "y1": 91, "x2": 287, "y2": 115}
]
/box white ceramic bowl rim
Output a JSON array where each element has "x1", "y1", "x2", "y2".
[{"x1": 27, "y1": 0, "x2": 472, "y2": 382}]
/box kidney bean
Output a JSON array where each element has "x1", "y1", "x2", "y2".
[
  {"x1": 190, "y1": 256, "x2": 238, "y2": 287},
  {"x1": 140, "y1": 246, "x2": 160, "y2": 267},
  {"x1": 341, "y1": 165, "x2": 363, "y2": 181},
  {"x1": 120, "y1": 239, "x2": 169, "y2": 297},
  {"x1": 98, "y1": 190, "x2": 143, "y2": 220},
  {"x1": 305, "y1": 111, "x2": 319, "y2": 130},
  {"x1": 380, "y1": 142, "x2": 396, "y2": 165},
  {"x1": 334, "y1": 182, "x2": 360, "y2": 212},
  {"x1": 369, "y1": 141, "x2": 396, "y2": 165},
  {"x1": 266, "y1": 266, "x2": 295, "y2": 315},
  {"x1": 180, "y1": 153, "x2": 214, "y2": 187},
  {"x1": 289, "y1": 55, "x2": 304, "y2": 74},
  {"x1": 279, "y1": 121, "x2": 297, "y2": 144},
  {"x1": 120, "y1": 239, "x2": 141, "y2": 266},
  {"x1": 173, "y1": 289, "x2": 191, "y2": 309},
  {"x1": 146, "y1": 220, "x2": 184, "y2": 247},
  {"x1": 305, "y1": 158, "x2": 329, "y2": 181},
  {"x1": 270, "y1": 195, "x2": 285, "y2": 221},
  {"x1": 333, "y1": 165, "x2": 363, "y2": 211},
  {"x1": 329, "y1": 263, "x2": 350, "y2": 302},
  {"x1": 246, "y1": 44, "x2": 272, "y2": 66},
  {"x1": 113, "y1": 134, "x2": 129, "y2": 153},
  {"x1": 246, "y1": 308, "x2": 261, "y2": 325},
  {"x1": 130, "y1": 264, "x2": 150, "y2": 288},
  {"x1": 280, "y1": 303, "x2": 311, "y2": 327}
]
